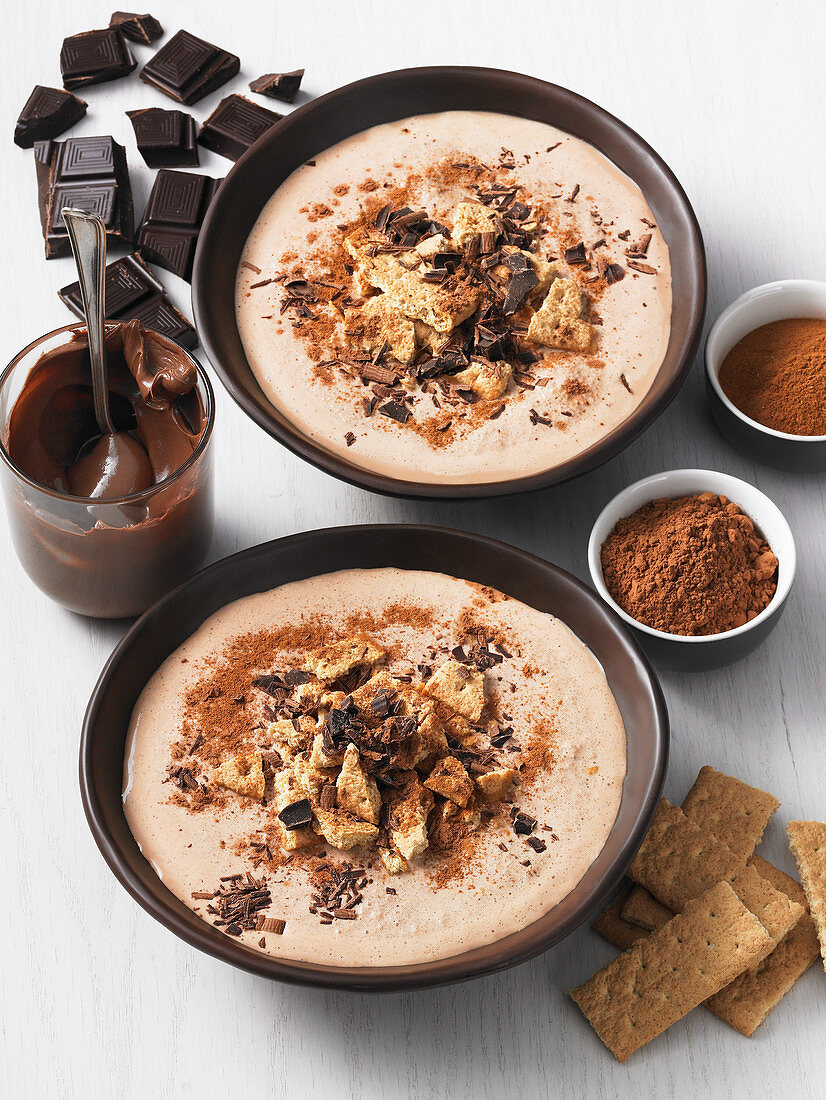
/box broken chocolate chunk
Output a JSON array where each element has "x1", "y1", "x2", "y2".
[
  {"x1": 60, "y1": 27, "x2": 137, "y2": 90},
  {"x1": 249, "y1": 69, "x2": 304, "y2": 103},
  {"x1": 378, "y1": 400, "x2": 412, "y2": 424},
  {"x1": 512, "y1": 810, "x2": 537, "y2": 835},
  {"x1": 109, "y1": 11, "x2": 163, "y2": 44},
  {"x1": 564, "y1": 242, "x2": 588, "y2": 266},
  {"x1": 503, "y1": 267, "x2": 539, "y2": 315},
  {"x1": 127, "y1": 108, "x2": 200, "y2": 168},
  {"x1": 198, "y1": 94, "x2": 282, "y2": 162},
  {"x1": 525, "y1": 836, "x2": 547, "y2": 853},
  {"x1": 14, "y1": 87, "x2": 87, "y2": 149},
  {"x1": 278, "y1": 799, "x2": 313, "y2": 830},
  {"x1": 604, "y1": 262, "x2": 625, "y2": 285}
]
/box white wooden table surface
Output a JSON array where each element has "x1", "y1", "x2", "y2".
[{"x1": 2, "y1": 2, "x2": 824, "y2": 1096}]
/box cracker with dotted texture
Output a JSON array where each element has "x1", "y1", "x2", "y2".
[
  {"x1": 682, "y1": 766, "x2": 779, "y2": 859},
  {"x1": 570, "y1": 881, "x2": 774, "y2": 1062},
  {"x1": 628, "y1": 798, "x2": 747, "y2": 910},
  {"x1": 787, "y1": 820, "x2": 826, "y2": 970}
]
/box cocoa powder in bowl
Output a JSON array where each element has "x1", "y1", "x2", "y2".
[{"x1": 600, "y1": 491, "x2": 779, "y2": 636}]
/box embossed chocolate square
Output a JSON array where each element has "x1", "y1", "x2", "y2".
[
  {"x1": 137, "y1": 170, "x2": 222, "y2": 281},
  {"x1": 60, "y1": 27, "x2": 137, "y2": 90},
  {"x1": 138, "y1": 29, "x2": 239, "y2": 105}
]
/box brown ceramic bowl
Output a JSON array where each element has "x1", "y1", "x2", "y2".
[
  {"x1": 80, "y1": 525, "x2": 668, "y2": 991},
  {"x1": 192, "y1": 66, "x2": 706, "y2": 500}
]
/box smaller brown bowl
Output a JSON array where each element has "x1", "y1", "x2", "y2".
[
  {"x1": 81, "y1": 525, "x2": 668, "y2": 991},
  {"x1": 192, "y1": 65, "x2": 706, "y2": 500}
]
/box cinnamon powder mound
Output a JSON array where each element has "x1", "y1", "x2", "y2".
[
  {"x1": 718, "y1": 318, "x2": 826, "y2": 436},
  {"x1": 600, "y1": 492, "x2": 779, "y2": 636}
]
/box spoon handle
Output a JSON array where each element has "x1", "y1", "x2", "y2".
[{"x1": 62, "y1": 209, "x2": 115, "y2": 436}]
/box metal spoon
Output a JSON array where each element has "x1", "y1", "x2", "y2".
[{"x1": 62, "y1": 209, "x2": 153, "y2": 498}]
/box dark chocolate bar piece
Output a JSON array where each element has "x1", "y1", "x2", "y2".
[
  {"x1": 59, "y1": 252, "x2": 198, "y2": 349},
  {"x1": 249, "y1": 70, "x2": 304, "y2": 103},
  {"x1": 60, "y1": 27, "x2": 137, "y2": 90},
  {"x1": 14, "y1": 87, "x2": 87, "y2": 149},
  {"x1": 137, "y1": 169, "x2": 221, "y2": 281},
  {"x1": 126, "y1": 108, "x2": 199, "y2": 168},
  {"x1": 110, "y1": 11, "x2": 163, "y2": 44},
  {"x1": 198, "y1": 95, "x2": 281, "y2": 161},
  {"x1": 34, "y1": 135, "x2": 134, "y2": 259},
  {"x1": 139, "y1": 29, "x2": 239, "y2": 105}
]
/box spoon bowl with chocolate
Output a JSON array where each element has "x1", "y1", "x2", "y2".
[
  {"x1": 0, "y1": 321, "x2": 215, "y2": 618},
  {"x1": 193, "y1": 66, "x2": 706, "y2": 499},
  {"x1": 588, "y1": 469, "x2": 796, "y2": 672},
  {"x1": 81, "y1": 524, "x2": 668, "y2": 990},
  {"x1": 705, "y1": 279, "x2": 826, "y2": 471}
]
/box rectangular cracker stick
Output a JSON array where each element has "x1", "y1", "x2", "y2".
[
  {"x1": 621, "y1": 885, "x2": 673, "y2": 930},
  {"x1": 786, "y1": 820, "x2": 826, "y2": 971},
  {"x1": 704, "y1": 855, "x2": 822, "y2": 1035},
  {"x1": 592, "y1": 890, "x2": 650, "y2": 951},
  {"x1": 570, "y1": 881, "x2": 774, "y2": 1062},
  {"x1": 682, "y1": 766, "x2": 779, "y2": 860},
  {"x1": 628, "y1": 799, "x2": 747, "y2": 910}
]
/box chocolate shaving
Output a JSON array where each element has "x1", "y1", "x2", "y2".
[
  {"x1": 378, "y1": 400, "x2": 412, "y2": 424},
  {"x1": 278, "y1": 799, "x2": 313, "y2": 830}
]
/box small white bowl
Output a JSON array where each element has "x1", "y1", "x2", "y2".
[
  {"x1": 706, "y1": 279, "x2": 826, "y2": 469},
  {"x1": 588, "y1": 469, "x2": 796, "y2": 671}
]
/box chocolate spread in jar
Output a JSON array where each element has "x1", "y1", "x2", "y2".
[{"x1": 2, "y1": 322, "x2": 213, "y2": 618}]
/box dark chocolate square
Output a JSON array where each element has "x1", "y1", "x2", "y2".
[
  {"x1": 58, "y1": 253, "x2": 197, "y2": 348},
  {"x1": 198, "y1": 94, "x2": 282, "y2": 161},
  {"x1": 136, "y1": 169, "x2": 221, "y2": 281},
  {"x1": 126, "y1": 108, "x2": 200, "y2": 168},
  {"x1": 34, "y1": 136, "x2": 134, "y2": 259},
  {"x1": 139, "y1": 29, "x2": 239, "y2": 105},
  {"x1": 60, "y1": 27, "x2": 136, "y2": 90}
]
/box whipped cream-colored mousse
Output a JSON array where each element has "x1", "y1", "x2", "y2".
[
  {"x1": 124, "y1": 568, "x2": 626, "y2": 967},
  {"x1": 236, "y1": 110, "x2": 672, "y2": 484}
]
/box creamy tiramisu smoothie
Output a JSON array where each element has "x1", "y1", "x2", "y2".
[
  {"x1": 124, "y1": 568, "x2": 626, "y2": 967},
  {"x1": 236, "y1": 111, "x2": 671, "y2": 484}
]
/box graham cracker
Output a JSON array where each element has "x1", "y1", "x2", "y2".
[
  {"x1": 682, "y1": 766, "x2": 779, "y2": 859},
  {"x1": 628, "y1": 798, "x2": 747, "y2": 911},
  {"x1": 704, "y1": 855, "x2": 822, "y2": 1035},
  {"x1": 570, "y1": 881, "x2": 774, "y2": 1062},
  {"x1": 592, "y1": 889, "x2": 651, "y2": 951},
  {"x1": 621, "y1": 886, "x2": 673, "y2": 930},
  {"x1": 727, "y1": 862, "x2": 804, "y2": 947},
  {"x1": 787, "y1": 820, "x2": 826, "y2": 971}
]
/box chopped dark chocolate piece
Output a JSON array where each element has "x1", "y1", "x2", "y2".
[
  {"x1": 139, "y1": 29, "x2": 239, "y2": 105},
  {"x1": 378, "y1": 400, "x2": 412, "y2": 424},
  {"x1": 564, "y1": 242, "x2": 587, "y2": 265},
  {"x1": 249, "y1": 69, "x2": 304, "y2": 103},
  {"x1": 59, "y1": 252, "x2": 197, "y2": 349},
  {"x1": 604, "y1": 262, "x2": 625, "y2": 285},
  {"x1": 525, "y1": 836, "x2": 547, "y2": 853},
  {"x1": 137, "y1": 169, "x2": 221, "y2": 281},
  {"x1": 198, "y1": 95, "x2": 282, "y2": 161},
  {"x1": 127, "y1": 108, "x2": 200, "y2": 168},
  {"x1": 14, "y1": 87, "x2": 87, "y2": 149},
  {"x1": 60, "y1": 27, "x2": 136, "y2": 90},
  {"x1": 512, "y1": 810, "x2": 537, "y2": 835},
  {"x1": 256, "y1": 916, "x2": 286, "y2": 934},
  {"x1": 110, "y1": 11, "x2": 163, "y2": 44},
  {"x1": 278, "y1": 798, "x2": 313, "y2": 830},
  {"x1": 34, "y1": 135, "x2": 134, "y2": 259},
  {"x1": 503, "y1": 267, "x2": 539, "y2": 315}
]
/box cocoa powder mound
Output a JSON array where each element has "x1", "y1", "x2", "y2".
[{"x1": 600, "y1": 492, "x2": 779, "y2": 636}]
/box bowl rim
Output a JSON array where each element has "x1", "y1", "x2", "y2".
[
  {"x1": 80, "y1": 523, "x2": 669, "y2": 992},
  {"x1": 587, "y1": 468, "x2": 797, "y2": 643},
  {"x1": 192, "y1": 64, "x2": 707, "y2": 500},
  {"x1": 705, "y1": 278, "x2": 826, "y2": 443}
]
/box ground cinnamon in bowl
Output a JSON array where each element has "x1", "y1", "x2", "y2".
[
  {"x1": 717, "y1": 318, "x2": 826, "y2": 436},
  {"x1": 600, "y1": 492, "x2": 779, "y2": 636}
]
